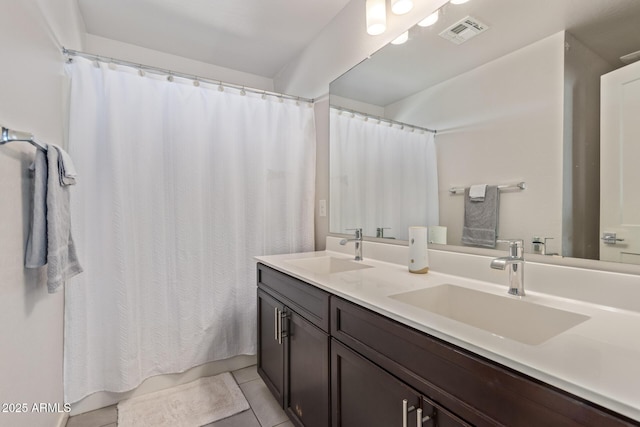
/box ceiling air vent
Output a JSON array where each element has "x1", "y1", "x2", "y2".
[{"x1": 439, "y1": 16, "x2": 489, "y2": 45}]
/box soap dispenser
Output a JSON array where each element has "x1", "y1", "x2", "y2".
[{"x1": 409, "y1": 226, "x2": 429, "y2": 274}]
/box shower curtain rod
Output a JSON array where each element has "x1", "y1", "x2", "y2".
[
  {"x1": 330, "y1": 105, "x2": 436, "y2": 134},
  {"x1": 62, "y1": 48, "x2": 315, "y2": 104}
]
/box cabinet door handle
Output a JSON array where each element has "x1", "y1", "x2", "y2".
[
  {"x1": 277, "y1": 308, "x2": 282, "y2": 345},
  {"x1": 402, "y1": 399, "x2": 416, "y2": 427},
  {"x1": 602, "y1": 232, "x2": 624, "y2": 245},
  {"x1": 416, "y1": 408, "x2": 431, "y2": 426},
  {"x1": 278, "y1": 311, "x2": 290, "y2": 345},
  {"x1": 274, "y1": 307, "x2": 279, "y2": 342}
]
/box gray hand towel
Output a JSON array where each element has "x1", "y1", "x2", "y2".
[
  {"x1": 53, "y1": 144, "x2": 77, "y2": 186},
  {"x1": 25, "y1": 145, "x2": 82, "y2": 291},
  {"x1": 461, "y1": 185, "x2": 500, "y2": 248},
  {"x1": 25, "y1": 149, "x2": 48, "y2": 268},
  {"x1": 45, "y1": 145, "x2": 83, "y2": 292}
]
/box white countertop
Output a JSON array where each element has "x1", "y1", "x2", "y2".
[{"x1": 256, "y1": 250, "x2": 640, "y2": 422}]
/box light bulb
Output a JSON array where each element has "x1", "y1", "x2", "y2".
[
  {"x1": 366, "y1": 0, "x2": 386, "y2": 35},
  {"x1": 418, "y1": 10, "x2": 439, "y2": 27},
  {"x1": 391, "y1": 0, "x2": 413, "y2": 15},
  {"x1": 391, "y1": 31, "x2": 409, "y2": 45}
]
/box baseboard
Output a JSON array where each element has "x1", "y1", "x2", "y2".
[
  {"x1": 70, "y1": 354, "x2": 256, "y2": 416},
  {"x1": 55, "y1": 412, "x2": 69, "y2": 427}
]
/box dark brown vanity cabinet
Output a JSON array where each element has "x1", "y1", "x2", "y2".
[
  {"x1": 257, "y1": 264, "x2": 331, "y2": 427},
  {"x1": 257, "y1": 264, "x2": 638, "y2": 427},
  {"x1": 331, "y1": 296, "x2": 638, "y2": 427},
  {"x1": 257, "y1": 288, "x2": 286, "y2": 405},
  {"x1": 332, "y1": 338, "x2": 469, "y2": 427}
]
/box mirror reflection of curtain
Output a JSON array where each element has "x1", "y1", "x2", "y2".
[{"x1": 330, "y1": 108, "x2": 438, "y2": 241}]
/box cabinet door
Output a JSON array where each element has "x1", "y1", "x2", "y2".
[
  {"x1": 421, "y1": 397, "x2": 471, "y2": 427},
  {"x1": 257, "y1": 288, "x2": 286, "y2": 407},
  {"x1": 332, "y1": 339, "x2": 421, "y2": 427},
  {"x1": 600, "y1": 60, "x2": 640, "y2": 264},
  {"x1": 287, "y1": 310, "x2": 330, "y2": 427}
]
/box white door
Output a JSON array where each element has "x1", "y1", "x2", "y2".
[{"x1": 600, "y1": 60, "x2": 640, "y2": 264}]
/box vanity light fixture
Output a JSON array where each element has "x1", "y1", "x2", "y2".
[
  {"x1": 391, "y1": 0, "x2": 413, "y2": 15},
  {"x1": 450, "y1": 0, "x2": 470, "y2": 4},
  {"x1": 366, "y1": 0, "x2": 387, "y2": 35},
  {"x1": 418, "y1": 10, "x2": 439, "y2": 27},
  {"x1": 391, "y1": 31, "x2": 409, "y2": 45}
]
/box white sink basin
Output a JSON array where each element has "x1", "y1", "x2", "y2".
[
  {"x1": 286, "y1": 256, "x2": 373, "y2": 275},
  {"x1": 389, "y1": 284, "x2": 590, "y2": 345}
]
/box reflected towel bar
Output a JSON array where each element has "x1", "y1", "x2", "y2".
[
  {"x1": 1, "y1": 125, "x2": 48, "y2": 152},
  {"x1": 449, "y1": 182, "x2": 526, "y2": 195}
]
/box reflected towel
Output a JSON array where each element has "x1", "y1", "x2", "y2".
[
  {"x1": 469, "y1": 184, "x2": 487, "y2": 201},
  {"x1": 461, "y1": 185, "x2": 499, "y2": 248}
]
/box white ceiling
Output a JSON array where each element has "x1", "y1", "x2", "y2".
[
  {"x1": 330, "y1": 0, "x2": 640, "y2": 106},
  {"x1": 77, "y1": 0, "x2": 351, "y2": 78},
  {"x1": 76, "y1": 0, "x2": 640, "y2": 100}
]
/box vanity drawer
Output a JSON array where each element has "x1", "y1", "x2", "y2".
[
  {"x1": 257, "y1": 263, "x2": 330, "y2": 332},
  {"x1": 331, "y1": 296, "x2": 636, "y2": 427}
]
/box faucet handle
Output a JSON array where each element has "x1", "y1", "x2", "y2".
[
  {"x1": 532, "y1": 237, "x2": 554, "y2": 254},
  {"x1": 496, "y1": 239, "x2": 524, "y2": 257},
  {"x1": 346, "y1": 228, "x2": 363, "y2": 239},
  {"x1": 497, "y1": 238, "x2": 524, "y2": 246},
  {"x1": 376, "y1": 227, "x2": 391, "y2": 238}
]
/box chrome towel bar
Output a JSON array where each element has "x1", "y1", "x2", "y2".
[
  {"x1": 449, "y1": 181, "x2": 526, "y2": 195},
  {"x1": 0, "y1": 125, "x2": 48, "y2": 152}
]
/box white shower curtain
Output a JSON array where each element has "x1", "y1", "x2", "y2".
[
  {"x1": 64, "y1": 57, "x2": 316, "y2": 404},
  {"x1": 330, "y1": 108, "x2": 438, "y2": 241}
]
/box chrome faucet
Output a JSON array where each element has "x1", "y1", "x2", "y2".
[
  {"x1": 490, "y1": 239, "x2": 525, "y2": 296},
  {"x1": 340, "y1": 228, "x2": 363, "y2": 261},
  {"x1": 376, "y1": 227, "x2": 390, "y2": 238},
  {"x1": 532, "y1": 236, "x2": 554, "y2": 255}
]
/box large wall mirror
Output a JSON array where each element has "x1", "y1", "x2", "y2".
[{"x1": 329, "y1": 0, "x2": 640, "y2": 266}]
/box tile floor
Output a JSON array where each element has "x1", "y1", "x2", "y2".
[{"x1": 65, "y1": 365, "x2": 293, "y2": 427}]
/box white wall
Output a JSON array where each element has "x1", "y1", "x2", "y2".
[
  {"x1": 0, "y1": 1, "x2": 82, "y2": 426},
  {"x1": 329, "y1": 94, "x2": 385, "y2": 117},
  {"x1": 314, "y1": 96, "x2": 330, "y2": 251},
  {"x1": 85, "y1": 34, "x2": 275, "y2": 92},
  {"x1": 562, "y1": 32, "x2": 613, "y2": 259},
  {"x1": 274, "y1": 0, "x2": 450, "y2": 99},
  {"x1": 385, "y1": 32, "x2": 566, "y2": 252}
]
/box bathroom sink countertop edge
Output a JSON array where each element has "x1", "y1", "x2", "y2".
[{"x1": 255, "y1": 250, "x2": 640, "y2": 422}]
